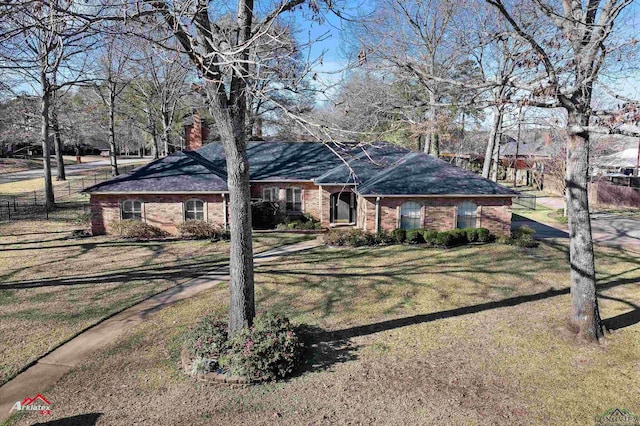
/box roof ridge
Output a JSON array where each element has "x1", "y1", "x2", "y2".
[
  {"x1": 182, "y1": 150, "x2": 228, "y2": 179},
  {"x1": 358, "y1": 152, "x2": 419, "y2": 191}
]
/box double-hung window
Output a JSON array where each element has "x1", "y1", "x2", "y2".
[
  {"x1": 262, "y1": 187, "x2": 278, "y2": 202},
  {"x1": 400, "y1": 202, "x2": 421, "y2": 230},
  {"x1": 286, "y1": 187, "x2": 302, "y2": 212},
  {"x1": 184, "y1": 199, "x2": 205, "y2": 221},
  {"x1": 121, "y1": 200, "x2": 142, "y2": 220},
  {"x1": 457, "y1": 201, "x2": 477, "y2": 229}
]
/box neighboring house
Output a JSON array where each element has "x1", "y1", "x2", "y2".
[{"x1": 86, "y1": 141, "x2": 517, "y2": 236}]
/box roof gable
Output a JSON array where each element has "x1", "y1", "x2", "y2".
[
  {"x1": 315, "y1": 143, "x2": 410, "y2": 184},
  {"x1": 85, "y1": 150, "x2": 228, "y2": 193},
  {"x1": 357, "y1": 152, "x2": 518, "y2": 196}
]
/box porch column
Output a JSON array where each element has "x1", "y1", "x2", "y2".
[
  {"x1": 222, "y1": 193, "x2": 228, "y2": 230},
  {"x1": 375, "y1": 197, "x2": 380, "y2": 233}
]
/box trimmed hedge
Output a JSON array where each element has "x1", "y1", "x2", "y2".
[
  {"x1": 323, "y1": 227, "x2": 494, "y2": 248},
  {"x1": 503, "y1": 224, "x2": 538, "y2": 248},
  {"x1": 112, "y1": 219, "x2": 166, "y2": 239},
  {"x1": 177, "y1": 220, "x2": 219, "y2": 239}
]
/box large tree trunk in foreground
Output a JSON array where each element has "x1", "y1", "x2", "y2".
[
  {"x1": 206, "y1": 85, "x2": 255, "y2": 333},
  {"x1": 566, "y1": 110, "x2": 604, "y2": 340}
]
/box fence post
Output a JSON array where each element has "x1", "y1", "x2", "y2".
[
  {"x1": 13, "y1": 195, "x2": 16, "y2": 212},
  {"x1": 6, "y1": 201, "x2": 10, "y2": 220},
  {"x1": 81, "y1": 177, "x2": 84, "y2": 189},
  {"x1": 94, "y1": 174, "x2": 97, "y2": 184},
  {"x1": 68, "y1": 181, "x2": 71, "y2": 196},
  {"x1": 34, "y1": 191, "x2": 37, "y2": 205}
]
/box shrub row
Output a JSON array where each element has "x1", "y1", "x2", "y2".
[
  {"x1": 324, "y1": 227, "x2": 494, "y2": 248},
  {"x1": 185, "y1": 312, "x2": 302, "y2": 382}
]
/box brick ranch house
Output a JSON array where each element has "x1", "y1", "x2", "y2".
[{"x1": 86, "y1": 141, "x2": 517, "y2": 236}]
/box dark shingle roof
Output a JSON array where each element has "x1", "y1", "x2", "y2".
[
  {"x1": 87, "y1": 142, "x2": 516, "y2": 197},
  {"x1": 198, "y1": 141, "x2": 348, "y2": 181},
  {"x1": 315, "y1": 143, "x2": 410, "y2": 184},
  {"x1": 85, "y1": 150, "x2": 228, "y2": 193},
  {"x1": 357, "y1": 152, "x2": 518, "y2": 196}
]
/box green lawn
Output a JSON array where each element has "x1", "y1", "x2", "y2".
[
  {"x1": 0, "y1": 219, "x2": 313, "y2": 386},
  {"x1": 6, "y1": 237, "x2": 640, "y2": 425}
]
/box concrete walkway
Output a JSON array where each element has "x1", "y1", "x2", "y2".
[
  {"x1": 0, "y1": 237, "x2": 323, "y2": 423},
  {"x1": 518, "y1": 194, "x2": 640, "y2": 251}
]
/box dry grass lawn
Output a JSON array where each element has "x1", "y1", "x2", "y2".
[
  {"x1": 6, "y1": 237, "x2": 640, "y2": 425},
  {"x1": 0, "y1": 220, "x2": 313, "y2": 386}
]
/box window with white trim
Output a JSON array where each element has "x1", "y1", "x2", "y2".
[
  {"x1": 184, "y1": 199, "x2": 205, "y2": 221},
  {"x1": 121, "y1": 200, "x2": 142, "y2": 220},
  {"x1": 457, "y1": 201, "x2": 477, "y2": 229},
  {"x1": 400, "y1": 201, "x2": 421, "y2": 230},
  {"x1": 286, "y1": 187, "x2": 302, "y2": 211},
  {"x1": 262, "y1": 187, "x2": 278, "y2": 202}
]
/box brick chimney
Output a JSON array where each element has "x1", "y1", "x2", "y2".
[{"x1": 184, "y1": 111, "x2": 204, "y2": 151}]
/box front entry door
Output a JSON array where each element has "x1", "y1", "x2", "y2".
[{"x1": 331, "y1": 192, "x2": 355, "y2": 223}]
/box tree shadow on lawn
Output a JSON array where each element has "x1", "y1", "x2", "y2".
[
  {"x1": 312, "y1": 274, "x2": 640, "y2": 346},
  {"x1": 294, "y1": 324, "x2": 360, "y2": 377},
  {"x1": 32, "y1": 413, "x2": 102, "y2": 426},
  {"x1": 0, "y1": 257, "x2": 229, "y2": 290}
]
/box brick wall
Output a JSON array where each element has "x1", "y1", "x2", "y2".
[
  {"x1": 357, "y1": 196, "x2": 512, "y2": 237},
  {"x1": 90, "y1": 193, "x2": 225, "y2": 235},
  {"x1": 318, "y1": 185, "x2": 357, "y2": 227},
  {"x1": 250, "y1": 181, "x2": 321, "y2": 219}
]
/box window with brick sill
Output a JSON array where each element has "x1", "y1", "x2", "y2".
[{"x1": 121, "y1": 200, "x2": 143, "y2": 220}]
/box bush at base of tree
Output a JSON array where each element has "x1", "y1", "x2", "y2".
[
  {"x1": 177, "y1": 220, "x2": 219, "y2": 239},
  {"x1": 224, "y1": 312, "x2": 302, "y2": 382},
  {"x1": 184, "y1": 316, "x2": 229, "y2": 368},
  {"x1": 112, "y1": 219, "x2": 166, "y2": 239}
]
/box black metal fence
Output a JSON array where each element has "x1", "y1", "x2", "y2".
[
  {"x1": 513, "y1": 194, "x2": 537, "y2": 210},
  {"x1": 0, "y1": 164, "x2": 137, "y2": 222},
  {"x1": 0, "y1": 201, "x2": 89, "y2": 221}
]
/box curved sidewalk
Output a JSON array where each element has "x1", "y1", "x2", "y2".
[{"x1": 0, "y1": 238, "x2": 323, "y2": 423}]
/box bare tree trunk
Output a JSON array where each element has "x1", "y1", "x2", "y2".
[
  {"x1": 108, "y1": 86, "x2": 119, "y2": 176},
  {"x1": 161, "y1": 110, "x2": 171, "y2": 156},
  {"x1": 205, "y1": 85, "x2": 255, "y2": 332},
  {"x1": 51, "y1": 99, "x2": 65, "y2": 181},
  {"x1": 40, "y1": 68, "x2": 54, "y2": 207},
  {"x1": 426, "y1": 94, "x2": 439, "y2": 156},
  {"x1": 483, "y1": 106, "x2": 503, "y2": 179},
  {"x1": 566, "y1": 109, "x2": 604, "y2": 340}
]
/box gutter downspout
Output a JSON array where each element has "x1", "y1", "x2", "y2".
[
  {"x1": 223, "y1": 193, "x2": 228, "y2": 230},
  {"x1": 375, "y1": 197, "x2": 381, "y2": 234}
]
